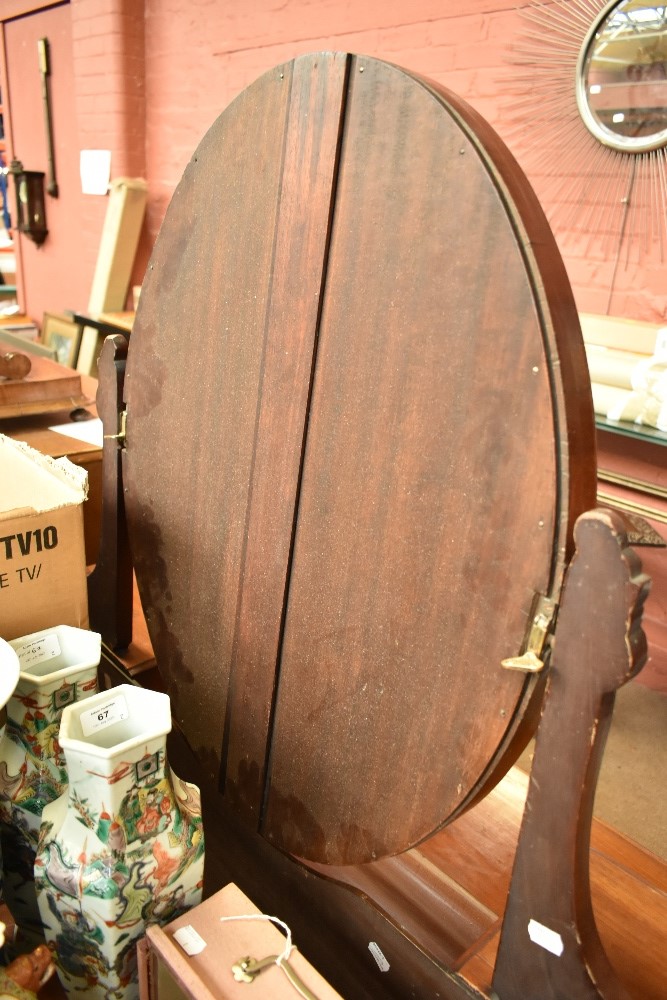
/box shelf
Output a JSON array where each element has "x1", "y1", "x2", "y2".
[{"x1": 596, "y1": 415, "x2": 667, "y2": 447}]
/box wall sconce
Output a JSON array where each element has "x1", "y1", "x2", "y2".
[{"x1": 9, "y1": 159, "x2": 48, "y2": 245}]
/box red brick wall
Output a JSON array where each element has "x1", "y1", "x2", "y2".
[
  {"x1": 138, "y1": 0, "x2": 665, "y2": 323},
  {"x1": 141, "y1": 1, "x2": 522, "y2": 252},
  {"x1": 1, "y1": 2, "x2": 86, "y2": 324},
  {"x1": 3, "y1": 0, "x2": 665, "y2": 323},
  {"x1": 70, "y1": 0, "x2": 147, "y2": 291},
  {"x1": 0, "y1": 0, "x2": 147, "y2": 316}
]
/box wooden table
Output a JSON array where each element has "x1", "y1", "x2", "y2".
[
  {"x1": 69, "y1": 311, "x2": 134, "y2": 377},
  {"x1": 72, "y1": 310, "x2": 134, "y2": 337}
]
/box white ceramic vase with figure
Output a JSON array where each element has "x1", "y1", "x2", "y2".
[
  {"x1": 35, "y1": 683, "x2": 205, "y2": 1000},
  {"x1": 0, "y1": 625, "x2": 100, "y2": 950},
  {"x1": 0, "y1": 635, "x2": 20, "y2": 908},
  {"x1": 0, "y1": 636, "x2": 20, "y2": 708}
]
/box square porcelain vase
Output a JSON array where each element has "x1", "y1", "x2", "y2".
[
  {"x1": 0, "y1": 625, "x2": 101, "y2": 950},
  {"x1": 35, "y1": 683, "x2": 205, "y2": 1000}
]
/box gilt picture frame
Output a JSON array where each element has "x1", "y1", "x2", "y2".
[{"x1": 42, "y1": 312, "x2": 83, "y2": 368}]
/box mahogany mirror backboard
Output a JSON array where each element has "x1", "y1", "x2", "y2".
[{"x1": 123, "y1": 52, "x2": 596, "y2": 866}]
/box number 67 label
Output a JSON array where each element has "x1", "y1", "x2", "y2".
[{"x1": 80, "y1": 695, "x2": 129, "y2": 737}]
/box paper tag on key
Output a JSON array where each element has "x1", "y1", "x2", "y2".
[{"x1": 174, "y1": 925, "x2": 207, "y2": 956}]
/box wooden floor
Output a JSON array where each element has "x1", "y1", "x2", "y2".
[
  {"x1": 23, "y1": 765, "x2": 667, "y2": 1000},
  {"x1": 304, "y1": 765, "x2": 666, "y2": 1000},
  {"x1": 111, "y1": 588, "x2": 667, "y2": 999},
  {"x1": 439, "y1": 769, "x2": 667, "y2": 999}
]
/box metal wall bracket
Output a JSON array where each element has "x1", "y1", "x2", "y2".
[{"x1": 501, "y1": 594, "x2": 557, "y2": 673}]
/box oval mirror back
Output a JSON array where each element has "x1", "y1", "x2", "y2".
[{"x1": 124, "y1": 53, "x2": 596, "y2": 866}]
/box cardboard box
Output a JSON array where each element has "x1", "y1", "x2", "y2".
[
  {"x1": 140, "y1": 883, "x2": 343, "y2": 1000},
  {"x1": 0, "y1": 433, "x2": 89, "y2": 641}
]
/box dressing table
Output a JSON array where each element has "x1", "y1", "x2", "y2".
[{"x1": 88, "y1": 51, "x2": 665, "y2": 1000}]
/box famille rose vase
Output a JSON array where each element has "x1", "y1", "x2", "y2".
[
  {"x1": 0, "y1": 625, "x2": 101, "y2": 951},
  {"x1": 0, "y1": 637, "x2": 20, "y2": 909},
  {"x1": 35, "y1": 684, "x2": 205, "y2": 1000}
]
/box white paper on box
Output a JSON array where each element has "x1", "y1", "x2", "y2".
[{"x1": 48, "y1": 418, "x2": 104, "y2": 448}]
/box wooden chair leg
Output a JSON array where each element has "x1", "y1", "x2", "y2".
[
  {"x1": 87, "y1": 333, "x2": 133, "y2": 650},
  {"x1": 492, "y1": 508, "x2": 650, "y2": 1000}
]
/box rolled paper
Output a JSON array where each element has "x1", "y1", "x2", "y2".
[
  {"x1": 608, "y1": 390, "x2": 664, "y2": 429},
  {"x1": 579, "y1": 312, "x2": 660, "y2": 355},
  {"x1": 631, "y1": 357, "x2": 667, "y2": 400},
  {"x1": 591, "y1": 382, "x2": 632, "y2": 417},
  {"x1": 586, "y1": 346, "x2": 648, "y2": 390},
  {"x1": 591, "y1": 382, "x2": 667, "y2": 430}
]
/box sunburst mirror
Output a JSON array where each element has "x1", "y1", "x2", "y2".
[{"x1": 504, "y1": 0, "x2": 667, "y2": 264}]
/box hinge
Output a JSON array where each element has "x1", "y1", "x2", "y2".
[
  {"x1": 501, "y1": 593, "x2": 557, "y2": 673},
  {"x1": 103, "y1": 407, "x2": 127, "y2": 445}
]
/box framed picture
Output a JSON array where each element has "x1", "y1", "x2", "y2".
[
  {"x1": 42, "y1": 312, "x2": 83, "y2": 368},
  {"x1": 0, "y1": 328, "x2": 57, "y2": 361}
]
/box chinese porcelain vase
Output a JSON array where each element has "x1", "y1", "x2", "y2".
[
  {"x1": 0, "y1": 625, "x2": 101, "y2": 950},
  {"x1": 0, "y1": 637, "x2": 20, "y2": 909},
  {"x1": 35, "y1": 684, "x2": 205, "y2": 1000},
  {"x1": 0, "y1": 637, "x2": 20, "y2": 710}
]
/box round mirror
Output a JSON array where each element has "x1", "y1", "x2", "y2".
[{"x1": 576, "y1": 0, "x2": 667, "y2": 152}]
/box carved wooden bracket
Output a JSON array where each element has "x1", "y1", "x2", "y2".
[{"x1": 493, "y1": 507, "x2": 650, "y2": 1000}]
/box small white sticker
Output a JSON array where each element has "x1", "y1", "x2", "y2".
[
  {"x1": 16, "y1": 633, "x2": 61, "y2": 669},
  {"x1": 527, "y1": 918, "x2": 564, "y2": 956},
  {"x1": 368, "y1": 941, "x2": 390, "y2": 972},
  {"x1": 174, "y1": 925, "x2": 206, "y2": 956},
  {"x1": 80, "y1": 695, "x2": 129, "y2": 737}
]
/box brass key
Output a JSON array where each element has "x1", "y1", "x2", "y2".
[
  {"x1": 231, "y1": 954, "x2": 276, "y2": 983},
  {"x1": 231, "y1": 952, "x2": 322, "y2": 1000}
]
